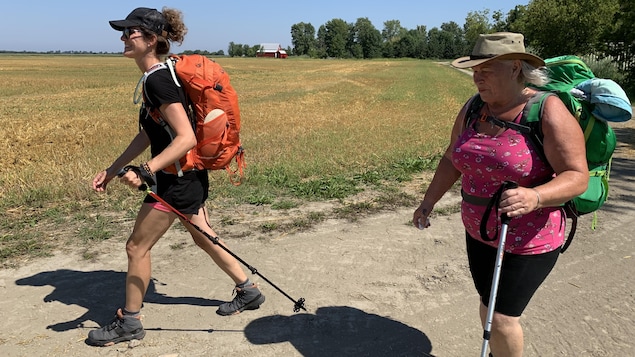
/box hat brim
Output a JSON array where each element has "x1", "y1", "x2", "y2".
[
  {"x1": 109, "y1": 19, "x2": 140, "y2": 31},
  {"x1": 451, "y1": 53, "x2": 545, "y2": 69}
]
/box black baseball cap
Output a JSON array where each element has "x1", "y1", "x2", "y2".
[{"x1": 109, "y1": 7, "x2": 168, "y2": 37}]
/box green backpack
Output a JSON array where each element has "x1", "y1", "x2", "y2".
[
  {"x1": 529, "y1": 56, "x2": 615, "y2": 214},
  {"x1": 467, "y1": 55, "x2": 631, "y2": 252}
]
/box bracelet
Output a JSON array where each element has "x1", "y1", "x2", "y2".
[
  {"x1": 532, "y1": 188, "x2": 541, "y2": 207},
  {"x1": 141, "y1": 162, "x2": 154, "y2": 176},
  {"x1": 138, "y1": 163, "x2": 156, "y2": 186}
]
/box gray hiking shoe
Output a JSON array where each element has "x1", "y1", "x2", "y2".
[
  {"x1": 87, "y1": 309, "x2": 145, "y2": 347},
  {"x1": 216, "y1": 283, "x2": 265, "y2": 316}
]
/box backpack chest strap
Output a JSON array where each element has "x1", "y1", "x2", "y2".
[
  {"x1": 465, "y1": 93, "x2": 545, "y2": 135},
  {"x1": 481, "y1": 115, "x2": 532, "y2": 134}
]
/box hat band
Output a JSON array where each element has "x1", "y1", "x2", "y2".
[{"x1": 469, "y1": 54, "x2": 497, "y2": 60}]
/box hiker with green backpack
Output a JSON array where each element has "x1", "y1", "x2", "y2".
[{"x1": 413, "y1": 32, "x2": 590, "y2": 357}]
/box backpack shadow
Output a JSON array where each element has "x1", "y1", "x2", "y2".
[{"x1": 244, "y1": 306, "x2": 435, "y2": 357}]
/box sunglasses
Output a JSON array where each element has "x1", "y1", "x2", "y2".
[{"x1": 122, "y1": 28, "x2": 143, "y2": 39}]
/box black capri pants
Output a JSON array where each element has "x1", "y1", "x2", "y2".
[{"x1": 466, "y1": 233, "x2": 560, "y2": 317}]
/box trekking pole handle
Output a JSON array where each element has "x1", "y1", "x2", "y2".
[
  {"x1": 500, "y1": 181, "x2": 518, "y2": 224},
  {"x1": 117, "y1": 167, "x2": 150, "y2": 192}
]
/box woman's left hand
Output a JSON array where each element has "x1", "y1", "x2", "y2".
[
  {"x1": 498, "y1": 187, "x2": 540, "y2": 217},
  {"x1": 119, "y1": 169, "x2": 145, "y2": 190}
]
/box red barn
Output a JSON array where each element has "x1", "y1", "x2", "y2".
[{"x1": 256, "y1": 43, "x2": 288, "y2": 58}]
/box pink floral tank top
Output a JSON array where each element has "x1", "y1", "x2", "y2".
[{"x1": 452, "y1": 113, "x2": 566, "y2": 254}]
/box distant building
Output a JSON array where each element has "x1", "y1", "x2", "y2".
[{"x1": 256, "y1": 43, "x2": 288, "y2": 58}]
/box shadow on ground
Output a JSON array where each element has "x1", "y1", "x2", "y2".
[
  {"x1": 15, "y1": 269, "x2": 223, "y2": 331},
  {"x1": 245, "y1": 306, "x2": 434, "y2": 357},
  {"x1": 613, "y1": 125, "x2": 635, "y2": 151}
]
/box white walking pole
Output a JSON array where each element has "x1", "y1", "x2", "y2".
[{"x1": 480, "y1": 181, "x2": 517, "y2": 357}]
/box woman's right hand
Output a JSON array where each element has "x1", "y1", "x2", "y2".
[
  {"x1": 118, "y1": 169, "x2": 145, "y2": 190},
  {"x1": 413, "y1": 203, "x2": 432, "y2": 230}
]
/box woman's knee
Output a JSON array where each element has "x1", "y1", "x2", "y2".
[
  {"x1": 492, "y1": 312, "x2": 521, "y2": 333},
  {"x1": 126, "y1": 233, "x2": 150, "y2": 258}
]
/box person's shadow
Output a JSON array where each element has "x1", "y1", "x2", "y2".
[
  {"x1": 245, "y1": 306, "x2": 435, "y2": 357},
  {"x1": 17, "y1": 270, "x2": 435, "y2": 355},
  {"x1": 15, "y1": 269, "x2": 223, "y2": 332}
]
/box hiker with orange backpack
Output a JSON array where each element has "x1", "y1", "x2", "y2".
[
  {"x1": 89, "y1": 7, "x2": 263, "y2": 347},
  {"x1": 412, "y1": 33, "x2": 589, "y2": 357}
]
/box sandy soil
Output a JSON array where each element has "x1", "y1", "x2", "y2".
[{"x1": 1, "y1": 122, "x2": 634, "y2": 357}]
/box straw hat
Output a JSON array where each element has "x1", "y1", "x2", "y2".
[{"x1": 451, "y1": 32, "x2": 544, "y2": 69}]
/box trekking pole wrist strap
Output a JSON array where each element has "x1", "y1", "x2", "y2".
[
  {"x1": 479, "y1": 181, "x2": 518, "y2": 241},
  {"x1": 119, "y1": 165, "x2": 156, "y2": 187}
]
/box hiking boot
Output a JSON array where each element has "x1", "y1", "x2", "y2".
[
  {"x1": 87, "y1": 308, "x2": 145, "y2": 347},
  {"x1": 216, "y1": 283, "x2": 265, "y2": 316}
]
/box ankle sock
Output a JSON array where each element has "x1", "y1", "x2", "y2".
[
  {"x1": 236, "y1": 279, "x2": 251, "y2": 288},
  {"x1": 122, "y1": 308, "x2": 140, "y2": 317}
]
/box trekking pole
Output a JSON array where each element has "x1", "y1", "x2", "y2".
[
  {"x1": 118, "y1": 167, "x2": 307, "y2": 313},
  {"x1": 480, "y1": 181, "x2": 518, "y2": 357}
]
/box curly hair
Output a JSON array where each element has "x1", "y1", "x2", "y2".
[{"x1": 156, "y1": 7, "x2": 188, "y2": 55}]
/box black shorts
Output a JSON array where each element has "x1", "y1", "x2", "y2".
[
  {"x1": 143, "y1": 170, "x2": 209, "y2": 214},
  {"x1": 466, "y1": 233, "x2": 560, "y2": 317}
]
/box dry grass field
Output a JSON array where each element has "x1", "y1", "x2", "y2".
[{"x1": 0, "y1": 55, "x2": 474, "y2": 266}]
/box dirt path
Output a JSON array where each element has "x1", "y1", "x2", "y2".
[{"x1": 1, "y1": 122, "x2": 634, "y2": 356}]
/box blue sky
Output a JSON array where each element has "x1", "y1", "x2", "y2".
[{"x1": 2, "y1": 0, "x2": 527, "y2": 53}]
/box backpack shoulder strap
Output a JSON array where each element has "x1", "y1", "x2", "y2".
[
  {"x1": 165, "y1": 57, "x2": 181, "y2": 88},
  {"x1": 520, "y1": 91, "x2": 549, "y2": 126},
  {"x1": 141, "y1": 63, "x2": 168, "y2": 109},
  {"x1": 519, "y1": 91, "x2": 554, "y2": 163},
  {"x1": 464, "y1": 94, "x2": 484, "y2": 130}
]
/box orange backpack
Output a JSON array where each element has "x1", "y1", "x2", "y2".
[{"x1": 146, "y1": 54, "x2": 245, "y2": 184}]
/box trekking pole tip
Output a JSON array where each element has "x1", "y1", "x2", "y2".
[{"x1": 293, "y1": 298, "x2": 307, "y2": 313}]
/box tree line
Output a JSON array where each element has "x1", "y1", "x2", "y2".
[
  {"x1": 283, "y1": 0, "x2": 633, "y2": 92},
  {"x1": 287, "y1": 0, "x2": 631, "y2": 60}
]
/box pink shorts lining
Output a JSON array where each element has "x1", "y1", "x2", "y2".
[{"x1": 148, "y1": 201, "x2": 171, "y2": 213}]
